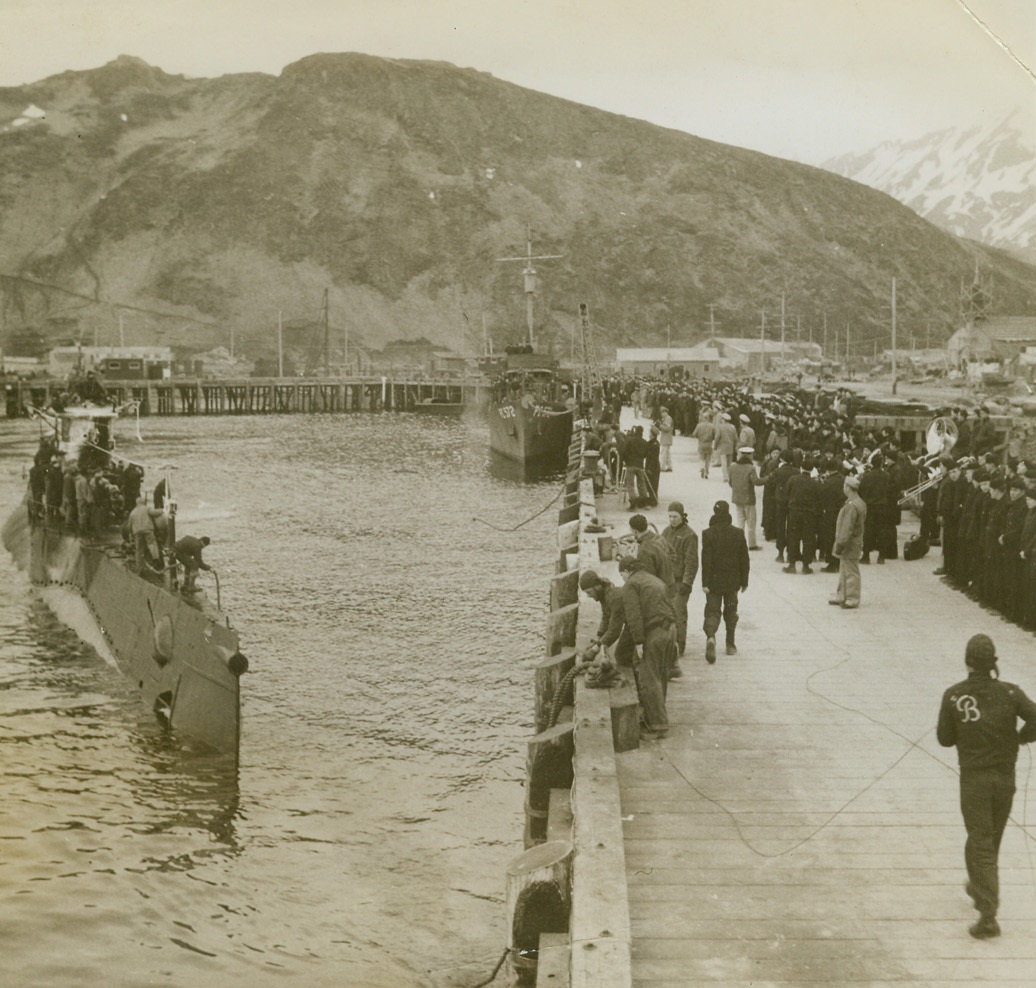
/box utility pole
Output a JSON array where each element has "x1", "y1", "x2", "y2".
[
  {"x1": 322, "y1": 288, "x2": 330, "y2": 377},
  {"x1": 823, "y1": 312, "x2": 828, "y2": 355},
  {"x1": 119, "y1": 313, "x2": 125, "y2": 348},
  {"x1": 278, "y1": 310, "x2": 284, "y2": 378},
  {"x1": 759, "y1": 310, "x2": 767, "y2": 376},
  {"x1": 891, "y1": 277, "x2": 898, "y2": 395},
  {"x1": 707, "y1": 303, "x2": 718, "y2": 336},
  {"x1": 780, "y1": 293, "x2": 786, "y2": 349}
]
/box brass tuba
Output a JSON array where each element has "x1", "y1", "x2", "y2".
[{"x1": 898, "y1": 417, "x2": 959, "y2": 505}]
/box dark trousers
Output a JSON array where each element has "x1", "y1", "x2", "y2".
[
  {"x1": 818, "y1": 515, "x2": 836, "y2": 562},
  {"x1": 669, "y1": 584, "x2": 690, "y2": 653},
  {"x1": 920, "y1": 488, "x2": 940, "y2": 541},
  {"x1": 1024, "y1": 561, "x2": 1036, "y2": 629},
  {"x1": 703, "y1": 589, "x2": 739, "y2": 641},
  {"x1": 786, "y1": 510, "x2": 817, "y2": 564},
  {"x1": 634, "y1": 624, "x2": 675, "y2": 733},
  {"x1": 774, "y1": 503, "x2": 789, "y2": 552},
  {"x1": 942, "y1": 526, "x2": 960, "y2": 582},
  {"x1": 960, "y1": 767, "x2": 1015, "y2": 920}
]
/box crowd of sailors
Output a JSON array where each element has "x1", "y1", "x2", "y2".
[
  {"x1": 578, "y1": 376, "x2": 1036, "y2": 634},
  {"x1": 27, "y1": 437, "x2": 142, "y2": 540},
  {"x1": 24, "y1": 435, "x2": 212, "y2": 596},
  {"x1": 578, "y1": 377, "x2": 1036, "y2": 943}
]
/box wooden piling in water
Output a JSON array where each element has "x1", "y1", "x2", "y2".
[
  {"x1": 2, "y1": 376, "x2": 485, "y2": 418},
  {"x1": 510, "y1": 424, "x2": 635, "y2": 988}
]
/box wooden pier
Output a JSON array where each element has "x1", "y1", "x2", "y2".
[
  {"x1": 512, "y1": 415, "x2": 1036, "y2": 987},
  {"x1": 2, "y1": 376, "x2": 485, "y2": 418}
]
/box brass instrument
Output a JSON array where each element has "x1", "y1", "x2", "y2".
[{"x1": 898, "y1": 416, "x2": 958, "y2": 505}]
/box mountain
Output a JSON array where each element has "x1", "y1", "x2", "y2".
[
  {"x1": 1, "y1": 53, "x2": 1035, "y2": 364},
  {"x1": 823, "y1": 116, "x2": 1036, "y2": 266}
]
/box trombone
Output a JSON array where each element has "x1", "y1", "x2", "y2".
[{"x1": 898, "y1": 416, "x2": 958, "y2": 505}]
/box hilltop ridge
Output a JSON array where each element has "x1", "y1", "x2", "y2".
[{"x1": 1, "y1": 53, "x2": 1034, "y2": 363}]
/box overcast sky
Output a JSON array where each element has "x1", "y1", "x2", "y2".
[{"x1": 1, "y1": 0, "x2": 1033, "y2": 164}]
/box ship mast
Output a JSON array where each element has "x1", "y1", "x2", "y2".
[{"x1": 496, "y1": 224, "x2": 562, "y2": 348}]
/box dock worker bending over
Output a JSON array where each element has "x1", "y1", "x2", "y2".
[
  {"x1": 618, "y1": 555, "x2": 677, "y2": 743},
  {"x1": 937, "y1": 634, "x2": 1036, "y2": 940},
  {"x1": 579, "y1": 570, "x2": 633, "y2": 668}
]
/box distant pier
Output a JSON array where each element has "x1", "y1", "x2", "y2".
[{"x1": 3, "y1": 376, "x2": 486, "y2": 418}]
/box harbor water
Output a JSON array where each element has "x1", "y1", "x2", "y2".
[{"x1": 0, "y1": 413, "x2": 562, "y2": 988}]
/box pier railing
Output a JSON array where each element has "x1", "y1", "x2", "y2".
[
  {"x1": 506, "y1": 427, "x2": 635, "y2": 988},
  {"x1": 2, "y1": 376, "x2": 487, "y2": 418}
]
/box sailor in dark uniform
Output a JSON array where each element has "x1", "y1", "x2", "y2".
[{"x1": 937, "y1": 634, "x2": 1036, "y2": 939}]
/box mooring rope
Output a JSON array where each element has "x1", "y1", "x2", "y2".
[
  {"x1": 547, "y1": 662, "x2": 587, "y2": 728},
  {"x1": 473, "y1": 485, "x2": 565, "y2": 532},
  {"x1": 468, "y1": 946, "x2": 510, "y2": 987}
]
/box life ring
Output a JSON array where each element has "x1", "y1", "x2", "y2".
[{"x1": 152, "y1": 615, "x2": 174, "y2": 666}]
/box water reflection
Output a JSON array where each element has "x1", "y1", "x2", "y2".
[{"x1": 126, "y1": 729, "x2": 243, "y2": 851}]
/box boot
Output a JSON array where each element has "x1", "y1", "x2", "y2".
[
  {"x1": 969, "y1": 917, "x2": 1000, "y2": 939},
  {"x1": 782, "y1": 563, "x2": 797, "y2": 574},
  {"x1": 705, "y1": 637, "x2": 716, "y2": 664},
  {"x1": 776, "y1": 551, "x2": 785, "y2": 563},
  {"x1": 725, "y1": 633, "x2": 737, "y2": 656},
  {"x1": 801, "y1": 565, "x2": 814, "y2": 575}
]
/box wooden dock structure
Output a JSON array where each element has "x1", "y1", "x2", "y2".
[
  {"x1": 2, "y1": 376, "x2": 485, "y2": 418},
  {"x1": 515, "y1": 413, "x2": 1036, "y2": 987}
]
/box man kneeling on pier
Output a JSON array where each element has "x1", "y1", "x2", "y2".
[{"x1": 618, "y1": 555, "x2": 677, "y2": 742}]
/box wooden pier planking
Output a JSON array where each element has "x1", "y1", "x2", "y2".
[{"x1": 579, "y1": 408, "x2": 1036, "y2": 987}]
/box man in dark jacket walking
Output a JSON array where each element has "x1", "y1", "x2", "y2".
[
  {"x1": 700, "y1": 500, "x2": 750, "y2": 663},
  {"x1": 937, "y1": 634, "x2": 1036, "y2": 939}
]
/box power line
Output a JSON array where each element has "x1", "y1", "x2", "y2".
[{"x1": 0, "y1": 271, "x2": 219, "y2": 326}]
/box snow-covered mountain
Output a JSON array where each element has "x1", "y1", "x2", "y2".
[{"x1": 822, "y1": 115, "x2": 1036, "y2": 265}]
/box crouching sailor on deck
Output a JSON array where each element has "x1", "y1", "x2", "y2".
[{"x1": 175, "y1": 535, "x2": 212, "y2": 594}]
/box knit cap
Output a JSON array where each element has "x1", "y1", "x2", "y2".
[{"x1": 965, "y1": 634, "x2": 996, "y2": 670}]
